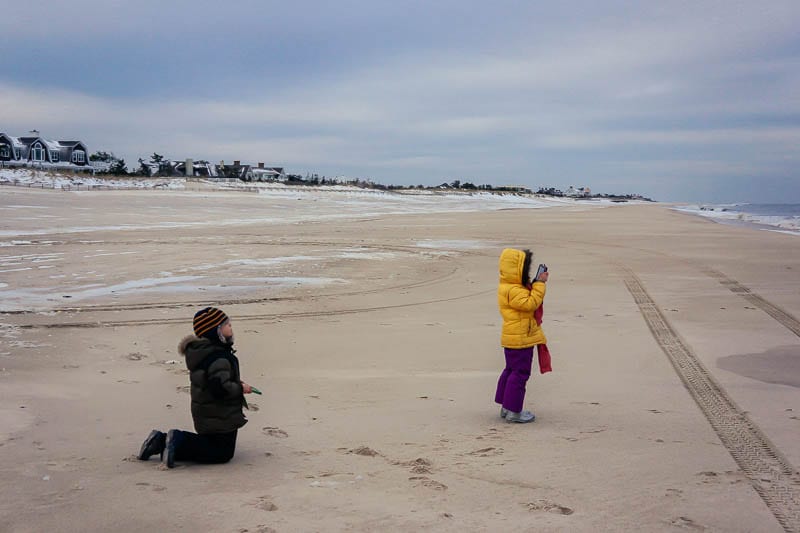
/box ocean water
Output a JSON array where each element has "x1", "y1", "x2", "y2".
[{"x1": 674, "y1": 203, "x2": 800, "y2": 235}]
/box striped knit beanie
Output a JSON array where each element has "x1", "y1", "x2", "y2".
[{"x1": 193, "y1": 307, "x2": 229, "y2": 338}]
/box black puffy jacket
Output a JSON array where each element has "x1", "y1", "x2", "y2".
[{"x1": 178, "y1": 335, "x2": 248, "y2": 434}]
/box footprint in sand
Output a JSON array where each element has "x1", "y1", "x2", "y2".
[
  {"x1": 293, "y1": 450, "x2": 320, "y2": 457},
  {"x1": 176, "y1": 385, "x2": 190, "y2": 394},
  {"x1": 348, "y1": 446, "x2": 379, "y2": 457},
  {"x1": 524, "y1": 499, "x2": 574, "y2": 515},
  {"x1": 135, "y1": 482, "x2": 166, "y2": 492},
  {"x1": 248, "y1": 496, "x2": 278, "y2": 511},
  {"x1": 668, "y1": 516, "x2": 706, "y2": 530},
  {"x1": 238, "y1": 526, "x2": 276, "y2": 533},
  {"x1": 400, "y1": 457, "x2": 432, "y2": 468},
  {"x1": 126, "y1": 353, "x2": 147, "y2": 361},
  {"x1": 467, "y1": 447, "x2": 504, "y2": 457},
  {"x1": 400, "y1": 457, "x2": 436, "y2": 476},
  {"x1": 475, "y1": 428, "x2": 504, "y2": 441},
  {"x1": 409, "y1": 476, "x2": 447, "y2": 491},
  {"x1": 262, "y1": 427, "x2": 288, "y2": 438},
  {"x1": 695, "y1": 470, "x2": 744, "y2": 485}
]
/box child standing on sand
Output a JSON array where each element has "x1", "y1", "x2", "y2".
[
  {"x1": 137, "y1": 307, "x2": 254, "y2": 467},
  {"x1": 494, "y1": 248, "x2": 549, "y2": 423}
]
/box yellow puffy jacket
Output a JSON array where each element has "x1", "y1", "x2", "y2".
[{"x1": 498, "y1": 248, "x2": 547, "y2": 348}]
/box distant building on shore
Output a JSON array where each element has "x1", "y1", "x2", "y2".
[
  {"x1": 565, "y1": 185, "x2": 591, "y2": 197},
  {"x1": 138, "y1": 158, "x2": 287, "y2": 182},
  {"x1": 0, "y1": 130, "x2": 92, "y2": 173}
]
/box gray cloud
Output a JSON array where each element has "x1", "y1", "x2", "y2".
[{"x1": 2, "y1": 1, "x2": 799, "y2": 202}]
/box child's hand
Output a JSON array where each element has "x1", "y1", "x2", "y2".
[
  {"x1": 537, "y1": 271, "x2": 549, "y2": 282},
  {"x1": 241, "y1": 382, "x2": 253, "y2": 394}
]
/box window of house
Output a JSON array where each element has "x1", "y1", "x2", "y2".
[
  {"x1": 50, "y1": 150, "x2": 60, "y2": 162},
  {"x1": 0, "y1": 145, "x2": 9, "y2": 158},
  {"x1": 72, "y1": 150, "x2": 85, "y2": 163},
  {"x1": 32, "y1": 145, "x2": 44, "y2": 161},
  {"x1": 14, "y1": 148, "x2": 20, "y2": 159}
]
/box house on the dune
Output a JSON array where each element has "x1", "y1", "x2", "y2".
[{"x1": 0, "y1": 130, "x2": 92, "y2": 172}]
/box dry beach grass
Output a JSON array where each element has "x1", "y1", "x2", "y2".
[{"x1": 0, "y1": 186, "x2": 798, "y2": 532}]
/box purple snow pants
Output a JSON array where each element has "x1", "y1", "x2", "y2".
[{"x1": 494, "y1": 346, "x2": 534, "y2": 413}]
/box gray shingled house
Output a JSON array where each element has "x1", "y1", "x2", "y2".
[{"x1": 0, "y1": 130, "x2": 91, "y2": 172}]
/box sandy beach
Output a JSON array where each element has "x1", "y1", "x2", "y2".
[{"x1": 1, "y1": 185, "x2": 798, "y2": 532}]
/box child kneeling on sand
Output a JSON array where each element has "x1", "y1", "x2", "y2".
[
  {"x1": 137, "y1": 307, "x2": 254, "y2": 467},
  {"x1": 494, "y1": 248, "x2": 549, "y2": 423}
]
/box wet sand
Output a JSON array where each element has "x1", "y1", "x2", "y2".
[
  {"x1": 1, "y1": 186, "x2": 799, "y2": 532},
  {"x1": 718, "y1": 346, "x2": 800, "y2": 388}
]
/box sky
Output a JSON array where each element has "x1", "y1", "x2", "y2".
[{"x1": 1, "y1": 1, "x2": 799, "y2": 203}]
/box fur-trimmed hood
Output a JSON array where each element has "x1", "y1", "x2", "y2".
[{"x1": 178, "y1": 335, "x2": 221, "y2": 371}]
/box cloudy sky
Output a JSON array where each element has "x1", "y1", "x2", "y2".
[{"x1": 2, "y1": 1, "x2": 799, "y2": 202}]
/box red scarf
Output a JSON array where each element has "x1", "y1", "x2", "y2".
[{"x1": 533, "y1": 304, "x2": 552, "y2": 374}]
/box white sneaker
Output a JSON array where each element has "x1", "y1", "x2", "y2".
[
  {"x1": 505, "y1": 410, "x2": 535, "y2": 423},
  {"x1": 500, "y1": 407, "x2": 509, "y2": 418}
]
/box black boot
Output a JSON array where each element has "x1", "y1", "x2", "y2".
[
  {"x1": 138, "y1": 430, "x2": 166, "y2": 460},
  {"x1": 163, "y1": 429, "x2": 181, "y2": 468}
]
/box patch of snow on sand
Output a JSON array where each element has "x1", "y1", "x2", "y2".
[
  {"x1": 67, "y1": 276, "x2": 204, "y2": 299},
  {"x1": 0, "y1": 168, "x2": 185, "y2": 190},
  {"x1": 334, "y1": 247, "x2": 400, "y2": 260},
  {"x1": 188, "y1": 256, "x2": 323, "y2": 271},
  {"x1": 415, "y1": 239, "x2": 488, "y2": 249},
  {"x1": 249, "y1": 276, "x2": 348, "y2": 287},
  {"x1": 0, "y1": 276, "x2": 203, "y2": 311}
]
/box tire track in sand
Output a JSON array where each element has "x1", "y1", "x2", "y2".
[
  {"x1": 699, "y1": 267, "x2": 800, "y2": 339},
  {"x1": 15, "y1": 289, "x2": 493, "y2": 330},
  {"x1": 623, "y1": 269, "x2": 800, "y2": 532}
]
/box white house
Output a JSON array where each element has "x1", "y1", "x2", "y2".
[{"x1": 565, "y1": 185, "x2": 591, "y2": 197}]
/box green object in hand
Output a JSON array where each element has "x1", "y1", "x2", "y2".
[{"x1": 251, "y1": 386, "x2": 262, "y2": 395}]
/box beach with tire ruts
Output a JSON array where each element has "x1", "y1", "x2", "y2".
[{"x1": 1, "y1": 185, "x2": 798, "y2": 532}]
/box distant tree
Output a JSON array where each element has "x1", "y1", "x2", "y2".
[
  {"x1": 137, "y1": 157, "x2": 151, "y2": 176},
  {"x1": 109, "y1": 159, "x2": 128, "y2": 175},
  {"x1": 149, "y1": 153, "x2": 172, "y2": 177},
  {"x1": 462, "y1": 182, "x2": 476, "y2": 190},
  {"x1": 450, "y1": 179, "x2": 461, "y2": 188},
  {"x1": 90, "y1": 150, "x2": 115, "y2": 162}
]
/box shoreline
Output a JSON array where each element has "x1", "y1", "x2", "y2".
[{"x1": 671, "y1": 203, "x2": 800, "y2": 236}]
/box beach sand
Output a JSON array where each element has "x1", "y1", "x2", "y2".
[{"x1": 1, "y1": 187, "x2": 798, "y2": 532}]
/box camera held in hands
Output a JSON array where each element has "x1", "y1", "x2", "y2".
[{"x1": 534, "y1": 263, "x2": 548, "y2": 281}]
